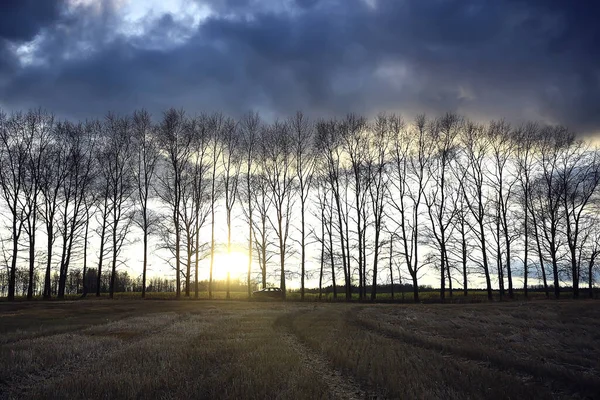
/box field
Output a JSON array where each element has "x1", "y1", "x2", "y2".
[{"x1": 1, "y1": 299, "x2": 599, "y2": 399}]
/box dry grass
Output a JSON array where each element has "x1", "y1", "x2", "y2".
[{"x1": 1, "y1": 300, "x2": 598, "y2": 399}]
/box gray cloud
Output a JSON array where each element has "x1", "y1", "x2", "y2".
[
  {"x1": 0, "y1": 0, "x2": 598, "y2": 133},
  {"x1": 0, "y1": 0, "x2": 65, "y2": 41}
]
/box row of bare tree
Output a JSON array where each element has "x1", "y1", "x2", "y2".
[{"x1": 1, "y1": 108, "x2": 599, "y2": 301}]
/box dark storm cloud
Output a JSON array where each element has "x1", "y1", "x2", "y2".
[
  {"x1": 0, "y1": 0, "x2": 598, "y2": 133},
  {"x1": 0, "y1": 0, "x2": 65, "y2": 41},
  {"x1": 0, "y1": 0, "x2": 65, "y2": 75}
]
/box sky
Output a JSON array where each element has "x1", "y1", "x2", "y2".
[{"x1": 0, "y1": 0, "x2": 599, "y2": 135}]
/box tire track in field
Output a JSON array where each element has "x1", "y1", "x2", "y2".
[
  {"x1": 346, "y1": 310, "x2": 600, "y2": 399},
  {"x1": 276, "y1": 311, "x2": 377, "y2": 400},
  {"x1": 279, "y1": 331, "x2": 368, "y2": 400},
  {"x1": 1, "y1": 312, "x2": 191, "y2": 400}
]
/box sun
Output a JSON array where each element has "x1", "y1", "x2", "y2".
[{"x1": 211, "y1": 251, "x2": 249, "y2": 281}]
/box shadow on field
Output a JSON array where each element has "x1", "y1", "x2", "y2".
[{"x1": 1, "y1": 300, "x2": 598, "y2": 399}]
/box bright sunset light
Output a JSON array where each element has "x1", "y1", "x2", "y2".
[{"x1": 211, "y1": 251, "x2": 249, "y2": 281}]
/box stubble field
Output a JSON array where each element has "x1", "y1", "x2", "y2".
[{"x1": 1, "y1": 299, "x2": 599, "y2": 399}]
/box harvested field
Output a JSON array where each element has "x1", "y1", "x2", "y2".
[{"x1": 1, "y1": 300, "x2": 598, "y2": 399}]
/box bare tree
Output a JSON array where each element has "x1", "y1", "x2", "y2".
[
  {"x1": 22, "y1": 110, "x2": 53, "y2": 299},
  {"x1": 262, "y1": 121, "x2": 296, "y2": 298},
  {"x1": 290, "y1": 111, "x2": 316, "y2": 301},
  {"x1": 341, "y1": 114, "x2": 369, "y2": 299},
  {"x1": 583, "y1": 214, "x2": 600, "y2": 297},
  {"x1": 156, "y1": 109, "x2": 193, "y2": 299},
  {"x1": 459, "y1": 121, "x2": 493, "y2": 300},
  {"x1": 57, "y1": 121, "x2": 96, "y2": 299},
  {"x1": 424, "y1": 113, "x2": 461, "y2": 301},
  {"x1": 221, "y1": 118, "x2": 241, "y2": 300},
  {"x1": 366, "y1": 114, "x2": 391, "y2": 300},
  {"x1": 0, "y1": 111, "x2": 30, "y2": 300},
  {"x1": 316, "y1": 119, "x2": 351, "y2": 300},
  {"x1": 313, "y1": 177, "x2": 331, "y2": 300},
  {"x1": 240, "y1": 112, "x2": 261, "y2": 297},
  {"x1": 103, "y1": 114, "x2": 136, "y2": 299},
  {"x1": 558, "y1": 140, "x2": 600, "y2": 298},
  {"x1": 251, "y1": 170, "x2": 274, "y2": 289},
  {"x1": 94, "y1": 153, "x2": 112, "y2": 297},
  {"x1": 207, "y1": 114, "x2": 225, "y2": 299},
  {"x1": 532, "y1": 126, "x2": 574, "y2": 298},
  {"x1": 513, "y1": 122, "x2": 539, "y2": 297},
  {"x1": 39, "y1": 124, "x2": 70, "y2": 299},
  {"x1": 488, "y1": 120, "x2": 519, "y2": 299},
  {"x1": 132, "y1": 110, "x2": 160, "y2": 298},
  {"x1": 190, "y1": 115, "x2": 212, "y2": 299},
  {"x1": 388, "y1": 115, "x2": 429, "y2": 302}
]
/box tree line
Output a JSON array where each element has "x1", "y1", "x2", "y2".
[{"x1": 0, "y1": 108, "x2": 599, "y2": 302}]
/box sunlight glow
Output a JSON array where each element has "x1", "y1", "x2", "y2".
[{"x1": 211, "y1": 251, "x2": 249, "y2": 281}]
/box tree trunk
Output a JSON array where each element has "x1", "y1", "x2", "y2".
[
  {"x1": 209, "y1": 200, "x2": 215, "y2": 300},
  {"x1": 186, "y1": 230, "x2": 192, "y2": 298},
  {"x1": 226, "y1": 211, "x2": 231, "y2": 300},
  {"x1": 194, "y1": 222, "x2": 200, "y2": 299},
  {"x1": 8, "y1": 220, "x2": 18, "y2": 301},
  {"x1": 44, "y1": 222, "x2": 53, "y2": 299},
  {"x1": 278, "y1": 216, "x2": 286, "y2": 299},
  {"x1": 370, "y1": 227, "x2": 380, "y2": 301},
  {"x1": 82, "y1": 213, "x2": 89, "y2": 297},
  {"x1": 461, "y1": 225, "x2": 467, "y2": 296},
  {"x1": 109, "y1": 215, "x2": 119, "y2": 299},
  {"x1": 328, "y1": 212, "x2": 337, "y2": 300},
  {"x1": 589, "y1": 258, "x2": 595, "y2": 299},
  {"x1": 247, "y1": 208, "x2": 252, "y2": 299},
  {"x1": 300, "y1": 203, "x2": 306, "y2": 301},
  {"x1": 551, "y1": 242, "x2": 560, "y2": 299},
  {"x1": 142, "y1": 215, "x2": 148, "y2": 298},
  {"x1": 523, "y1": 205, "x2": 529, "y2": 299},
  {"x1": 27, "y1": 225, "x2": 35, "y2": 300},
  {"x1": 96, "y1": 207, "x2": 108, "y2": 297},
  {"x1": 570, "y1": 245, "x2": 579, "y2": 299},
  {"x1": 389, "y1": 235, "x2": 394, "y2": 300},
  {"x1": 479, "y1": 218, "x2": 493, "y2": 300}
]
